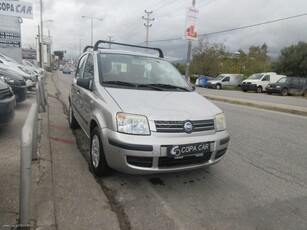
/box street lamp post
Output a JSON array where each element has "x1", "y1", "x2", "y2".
[{"x1": 81, "y1": 16, "x2": 103, "y2": 46}]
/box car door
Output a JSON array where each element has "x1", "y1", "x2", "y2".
[
  {"x1": 71, "y1": 54, "x2": 88, "y2": 129},
  {"x1": 221, "y1": 76, "x2": 230, "y2": 87},
  {"x1": 289, "y1": 77, "x2": 300, "y2": 95},
  {"x1": 80, "y1": 54, "x2": 95, "y2": 133}
]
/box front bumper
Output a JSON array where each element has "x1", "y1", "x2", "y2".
[
  {"x1": 241, "y1": 83, "x2": 257, "y2": 91},
  {"x1": 266, "y1": 87, "x2": 282, "y2": 94},
  {"x1": 102, "y1": 128, "x2": 230, "y2": 174},
  {"x1": 0, "y1": 96, "x2": 16, "y2": 126},
  {"x1": 11, "y1": 85, "x2": 27, "y2": 103}
]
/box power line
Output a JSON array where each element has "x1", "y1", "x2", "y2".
[{"x1": 147, "y1": 12, "x2": 307, "y2": 43}]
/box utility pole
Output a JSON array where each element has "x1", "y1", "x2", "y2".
[
  {"x1": 107, "y1": 35, "x2": 113, "y2": 48},
  {"x1": 142, "y1": 10, "x2": 154, "y2": 47},
  {"x1": 40, "y1": 0, "x2": 44, "y2": 68},
  {"x1": 185, "y1": 0, "x2": 196, "y2": 82}
]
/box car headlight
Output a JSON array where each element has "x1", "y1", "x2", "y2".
[
  {"x1": 215, "y1": 113, "x2": 226, "y2": 131},
  {"x1": 117, "y1": 112, "x2": 150, "y2": 135},
  {"x1": 1, "y1": 76, "x2": 17, "y2": 85}
]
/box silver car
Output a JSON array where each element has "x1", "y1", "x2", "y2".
[{"x1": 69, "y1": 40, "x2": 230, "y2": 176}]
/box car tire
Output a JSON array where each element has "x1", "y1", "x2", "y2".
[
  {"x1": 303, "y1": 90, "x2": 307, "y2": 97},
  {"x1": 242, "y1": 89, "x2": 247, "y2": 92},
  {"x1": 216, "y1": 84, "x2": 221, "y2": 90},
  {"x1": 256, "y1": 86, "x2": 262, "y2": 93},
  {"x1": 90, "y1": 127, "x2": 109, "y2": 177},
  {"x1": 281, "y1": 88, "x2": 288, "y2": 96},
  {"x1": 68, "y1": 103, "x2": 80, "y2": 129}
]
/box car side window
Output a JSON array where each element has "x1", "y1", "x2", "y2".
[
  {"x1": 84, "y1": 54, "x2": 94, "y2": 79},
  {"x1": 262, "y1": 75, "x2": 270, "y2": 81},
  {"x1": 292, "y1": 78, "x2": 299, "y2": 84},
  {"x1": 222, "y1": 76, "x2": 230, "y2": 82},
  {"x1": 76, "y1": 54, "x2": 87, "y2": 78}
]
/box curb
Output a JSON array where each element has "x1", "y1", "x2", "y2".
[{"x1": 201, "y1": 94, "x2": 307, "y2": 117}]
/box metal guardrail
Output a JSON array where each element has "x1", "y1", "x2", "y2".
[
  {"x1": 19, "y1": 103, "x2": 38, "y2": 226},
  {"x1": 19, "y1": 75, "x2": 48, "y2": 227}
]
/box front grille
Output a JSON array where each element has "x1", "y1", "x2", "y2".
[
  {"x1": 155, "y1": 119, "x2": 214, "y2": 133},
  {"x1": 0, "y1": 88, "x2": 13, "y2": 100},
  {"x1": 127, "y1": 156, "x2": 153, "y2": 167},
  {"x1": 158, "y1": 153, "x2": 212, "y2": 168}
]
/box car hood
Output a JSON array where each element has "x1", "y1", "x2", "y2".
[
  {"x1": 105, "y1": 88, "x2": 221, "y2": 121},
  {"x1": 243, "y1": 79, "x2": 261, "y2": 83}
]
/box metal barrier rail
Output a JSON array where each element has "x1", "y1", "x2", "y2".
[
  {"x1": 19, "y1": 103, "x2": 38, "y2": 226},
  {"x1": 19, "y1": 75, "x2": 48, "y2": 226}
]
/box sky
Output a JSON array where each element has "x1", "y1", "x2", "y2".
[{"x1": 21, "y1": 0, "x2": 307, "y2": 61}]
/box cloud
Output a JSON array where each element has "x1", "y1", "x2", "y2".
[{"x1": 21, "y1": 0, "x2": 307, "y2": 60}]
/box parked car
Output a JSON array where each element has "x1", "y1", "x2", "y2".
[
  {"x1": 0, "y1": 57, "x2": 37, "y2": 91},
  {"x1": 206, "y1": 73, "x2": 243, "y2": 90},
  {"x1": 69, "y1": 40, "x2": 230, "y2": 177},
  {"x1": 241, "y1": 72, "x2": 286, "y2": 93},
  {"x1": 22, "y1": 60, "x2": 45, "y2": 76},
  {"x1": 266, "y1": 76, "x2": 307, "y2": 96},
  {"x1": 62, "y1": 67, "x2": 72, "y2": 74},
  {"x1": 0, "y1": 80, "x2": 15, "y2": 126},
  {"x1": 0, "y1": 67, "x2": 27, "y2": 103}
]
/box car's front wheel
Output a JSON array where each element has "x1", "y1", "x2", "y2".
[
  {"x1": 256, "y1": 86, "x2": 262, "y2": 93},
  {"x1": 303, "y1": 90, "x2": 307, "y2": 97},
  {"x1": 216, "y1": 84, "x2": 221, "y2": 90},
  {"x1": 281, "y1": 88, "x2": 288, "y2": 96},
  {"x1": 90, "y1": 127, "x2": 109, "y2": 177}
]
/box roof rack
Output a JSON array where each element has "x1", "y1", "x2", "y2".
[
  {"x1": 93, "y1": 40, "x2": 164, "y2": 58},
  {"x1": 83, "y1": 46, "x2": 94, "y2": 52}
]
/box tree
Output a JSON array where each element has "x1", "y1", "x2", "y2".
[
  {"x1": 173, "y1": 63, "x2": 186, "y2": 75},
  {"x1": 54, "y1": 50, "x2": 65, "y2": 60},
  {"x1": 273, "y1": 41, "x2": 307, "y2": 76},
  {"x1": 190, "y1": 36, "x2": 226, "y2": 76}
]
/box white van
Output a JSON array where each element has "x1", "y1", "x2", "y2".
[
  {"x1": 206, "y1": 74, "x2": 243, "y2": 90},
  {"x1": 241, "y1": 72, "x2": 286, "y2": 93}
]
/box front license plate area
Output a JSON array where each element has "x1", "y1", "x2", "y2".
[{"x1": 167, "y1": 142, "x2": 211, "y2": 157}]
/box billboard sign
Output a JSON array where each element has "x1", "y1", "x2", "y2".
[
  {"x1": 0, "y1": 0, "x2": 33, "y2": 19},
  {"x1": 185, "y1": 7, "x2": 199, "y2": 40}
]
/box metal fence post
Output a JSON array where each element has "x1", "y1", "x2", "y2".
[{"x1": 19, "y1": 103, "x2": 38, "y2": 226}]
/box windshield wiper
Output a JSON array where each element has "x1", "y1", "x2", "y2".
[
  {"x1": 146, "y1": 84, "x2": 191, "y2": 92},
  {"x1": 102, "y1": 81, "x2": 136, "y2": 87}
]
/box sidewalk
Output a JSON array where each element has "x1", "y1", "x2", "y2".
[{"x1": 35, "y1": 75, "x2": 120, "y2": 230}]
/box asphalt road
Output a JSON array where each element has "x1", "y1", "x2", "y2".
[{"x1": 53, "y1": 71, "x2": 307, "y2": 230}]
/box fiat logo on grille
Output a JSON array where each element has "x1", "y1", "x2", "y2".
[{"x1": 183, "y1": 121, "x2": 193, "y2": 133}]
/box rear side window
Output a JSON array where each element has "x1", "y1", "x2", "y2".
[
  {"x1": 84, "y1": 54, "x2": 94, "y2": 79},
  {"x1": 76, "y1": 54, "x2": 88, "y2": 78}
]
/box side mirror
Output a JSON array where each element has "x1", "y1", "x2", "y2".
[{"x1": 77, "y1": 78, "x2": 93, "y2": 91}]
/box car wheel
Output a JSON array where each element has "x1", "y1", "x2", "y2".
[
  {"x1": 68, "y1": 103, "x2": 79, "y2": 129},
  {"x1": 303, "y1": 90, "x2": 307, "y2": 97},
  {"x1": 281, "y1": 88, "x2": 288, "y2": 96},
  {"x1": 216, "y1": 84, "x2": 221, "y2": 90},
  {"x1": 242, "y1": 89, "x2": 247, "y2": 92},
  {"x1": 256, "y1": 86, "x2": 262, "y2": 93},
  {"x1": 90, "y1": 127, "x2": 109, "y2": 177}
]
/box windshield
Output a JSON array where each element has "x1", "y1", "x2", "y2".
[
  {"x1": 97, "y1": 54, "x2": 192, "y2": 91},
  {"x1": 277, "y1": 77, "x2": 287, "y2": 83},
  {"x1": 215, "y1": 75, "x2": 225, "y2": 80},
  {"x1": 248, "y1": 74, "x2": 264, "y2": 80}
]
